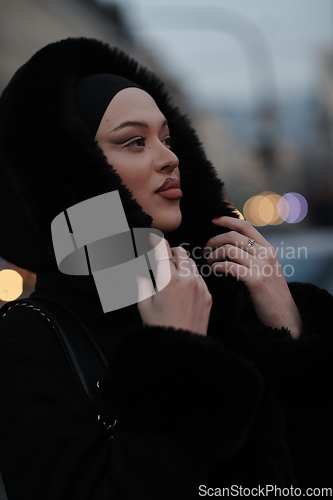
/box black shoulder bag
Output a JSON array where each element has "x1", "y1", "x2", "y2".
[{"x1": 0, "y1": 296, "x2": 112, "y2": 431}]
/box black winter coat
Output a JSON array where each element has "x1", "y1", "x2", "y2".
[
  {"x1": 0, "y1": 38, "x2": 333, "y2": 499},
  {"x1": 1, "y1": 271, "x2": 333, "y2": 499}
]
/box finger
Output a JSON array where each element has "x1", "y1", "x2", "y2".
[
  {"x1": 149, "y1": 235, "x2": 175, "y2": 292},
  {"x1": 136, "y1": 275, "x2": 154, "y2": 304},
  {"x1": 211, "y1": 261, "x2": 250, "y2": 282},
  {"x1": 203, "y1": 231, "x2": 260, "y2": 257},
  {"x1": 172, "y1": 246, "x2": 193, "y2": 277},
  {"x1": 206, "y1": 244, "x2": 250, "y2": 266},
  {"x1": 177, "y1": 253, "x2": 201, "y2": 278},
  {"x1": 210, "y1": 216, "x2": 268, "y2": 247},
  {"x1": 172, "y1": 250, "x2": 207, "y2": 290},
  {"x1": 190, "y1": 259, "x2": 209, "y2": 288},
  {"x1": 148, "y1": 232, "x2": 172, "y2": 259},
  {"x1": 188, "y1": 257, "x2": 201, "y2": 278}
]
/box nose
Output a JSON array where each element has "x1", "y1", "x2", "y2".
[{"x1": 154, "y1": 142, "x2": 179, "y2": 173}]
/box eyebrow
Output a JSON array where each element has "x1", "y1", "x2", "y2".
[{"x1": 109, "y1": 119, "x2": 168, "y2": 133}]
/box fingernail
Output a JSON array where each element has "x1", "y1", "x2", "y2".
[{"x1": 212, "y1": 217, "x2": 220, "y2": 221}]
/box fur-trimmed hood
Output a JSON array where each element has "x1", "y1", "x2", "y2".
[{"x1": 0, "y1": 37, "x2": 237, "y2": 272}]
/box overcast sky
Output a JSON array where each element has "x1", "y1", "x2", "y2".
[{"x1": 115, "y1": 0, "x2": 333, "y2": 108}]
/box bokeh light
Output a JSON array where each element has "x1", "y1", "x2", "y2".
[
  {"x1": 0, "y1": 269, "x2": 23, "y2": 301},
  {"x1": 257, "y1": 192, "x2": 283, "y2": 225},
  {"x1": 243, "y1": 191, "x2": 308, "y2": 226},
  {"x1": 244, "y1": 194, "x2": 266, "y2": 226},
  {"x1": 278, "y1": 192, "x2": 308, "y2": 223},
  {"x1": 277, "y1": 196, "x2": 289, "y2": 221},
  {"x1": 244, "y1": 191, "x2": 283, "y2": 226}
]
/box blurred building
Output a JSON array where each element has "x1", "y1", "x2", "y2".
[
  {"x1": 0, "y1": 0, "x2": 178, "y2": 92},
  {"x1": 311, "y1": 49, "x2": 333, "y2": 226}
]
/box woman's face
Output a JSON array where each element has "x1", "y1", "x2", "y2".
[{"x1": 95, "y1": 88, "x2": 182, "y2": 234}]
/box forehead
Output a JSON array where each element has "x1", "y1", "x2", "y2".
[{"x1": 104, "y1": 87, "x2": 165, "y2": 126}]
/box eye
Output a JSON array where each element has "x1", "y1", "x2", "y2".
[
  {"x1": 126, "y1": 137, "x2": 146, "y2": 148},
  {"x1": 163, "y1": 136, "x2": 174, "y2": 149}
]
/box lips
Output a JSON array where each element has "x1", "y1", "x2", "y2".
[{"x1": 155, "y1": 177, "x2": 181, "y2": 193}]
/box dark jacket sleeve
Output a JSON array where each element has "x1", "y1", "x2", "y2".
[
  {"x1": 209, "y1": 280, "x2": 333, "y2": 410},
  {"x1": 203, "y1": 278, "x2": 333, "y2": 486},
  {"x1": 265, "y1": 282, "x2": 333, "y2": 409},
  {"x1": 0, "y1": 305, "x2": 264, "y2": 500}
]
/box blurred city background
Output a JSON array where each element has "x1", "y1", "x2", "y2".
[
  {"x1": 0, "y1": 0, "x2": 333, "y2": 312},
  {"x1": 0, "y1": 0, "x2": 332, "y2": 495}
]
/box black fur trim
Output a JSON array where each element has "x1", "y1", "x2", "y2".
[{"x1": 0, "y1": 38, "x2": 236, "y2": 271}]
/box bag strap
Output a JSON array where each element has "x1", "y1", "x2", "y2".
[{"x1": 0, "y1": 296, "x2": 109, "y2": 413}]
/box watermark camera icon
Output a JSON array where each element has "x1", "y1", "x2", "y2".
[{"x1": 51, "y1": 191, "x2": 171, "y2": 312}]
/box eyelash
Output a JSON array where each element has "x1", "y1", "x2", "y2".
[
  {"x1": 126, "y1": 137, "x2": 146, "y2": 148},
  {"x1": 125, "y1": 136, "x2": 174, "y2": 149},
  {"x1": 164, "y1": 136, "x2": 174, "y2": 149}
]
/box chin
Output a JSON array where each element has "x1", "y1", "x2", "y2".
[{"x1": 152, "y1": 210, "x2": 182, "y2": 234}]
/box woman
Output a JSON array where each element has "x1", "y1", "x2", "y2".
[{"x1": 0, "y1": 38, "x2": 332, "y2": 499}]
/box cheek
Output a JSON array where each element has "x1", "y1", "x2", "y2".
[
  {"x1": 118, "y1": 170, "x2": 149, "y2": 194},
  {"x1": 114, "y1": 160, "x2": 152, "y2": 192},
  {"x1": 101, "y1": 147, "x2": 153, "y2": 197}
]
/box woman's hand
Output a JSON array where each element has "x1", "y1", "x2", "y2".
[
  {"x1": 137, "y1": 238, "x2": 212, "y2": 336},
  {"x1": 202, "y1": 216, "x2": 303, "y2": 339}
]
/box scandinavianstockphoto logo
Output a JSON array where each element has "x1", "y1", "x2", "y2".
[{"x1": 179, "y1": 241, "x2": 308, "y2": 279}]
